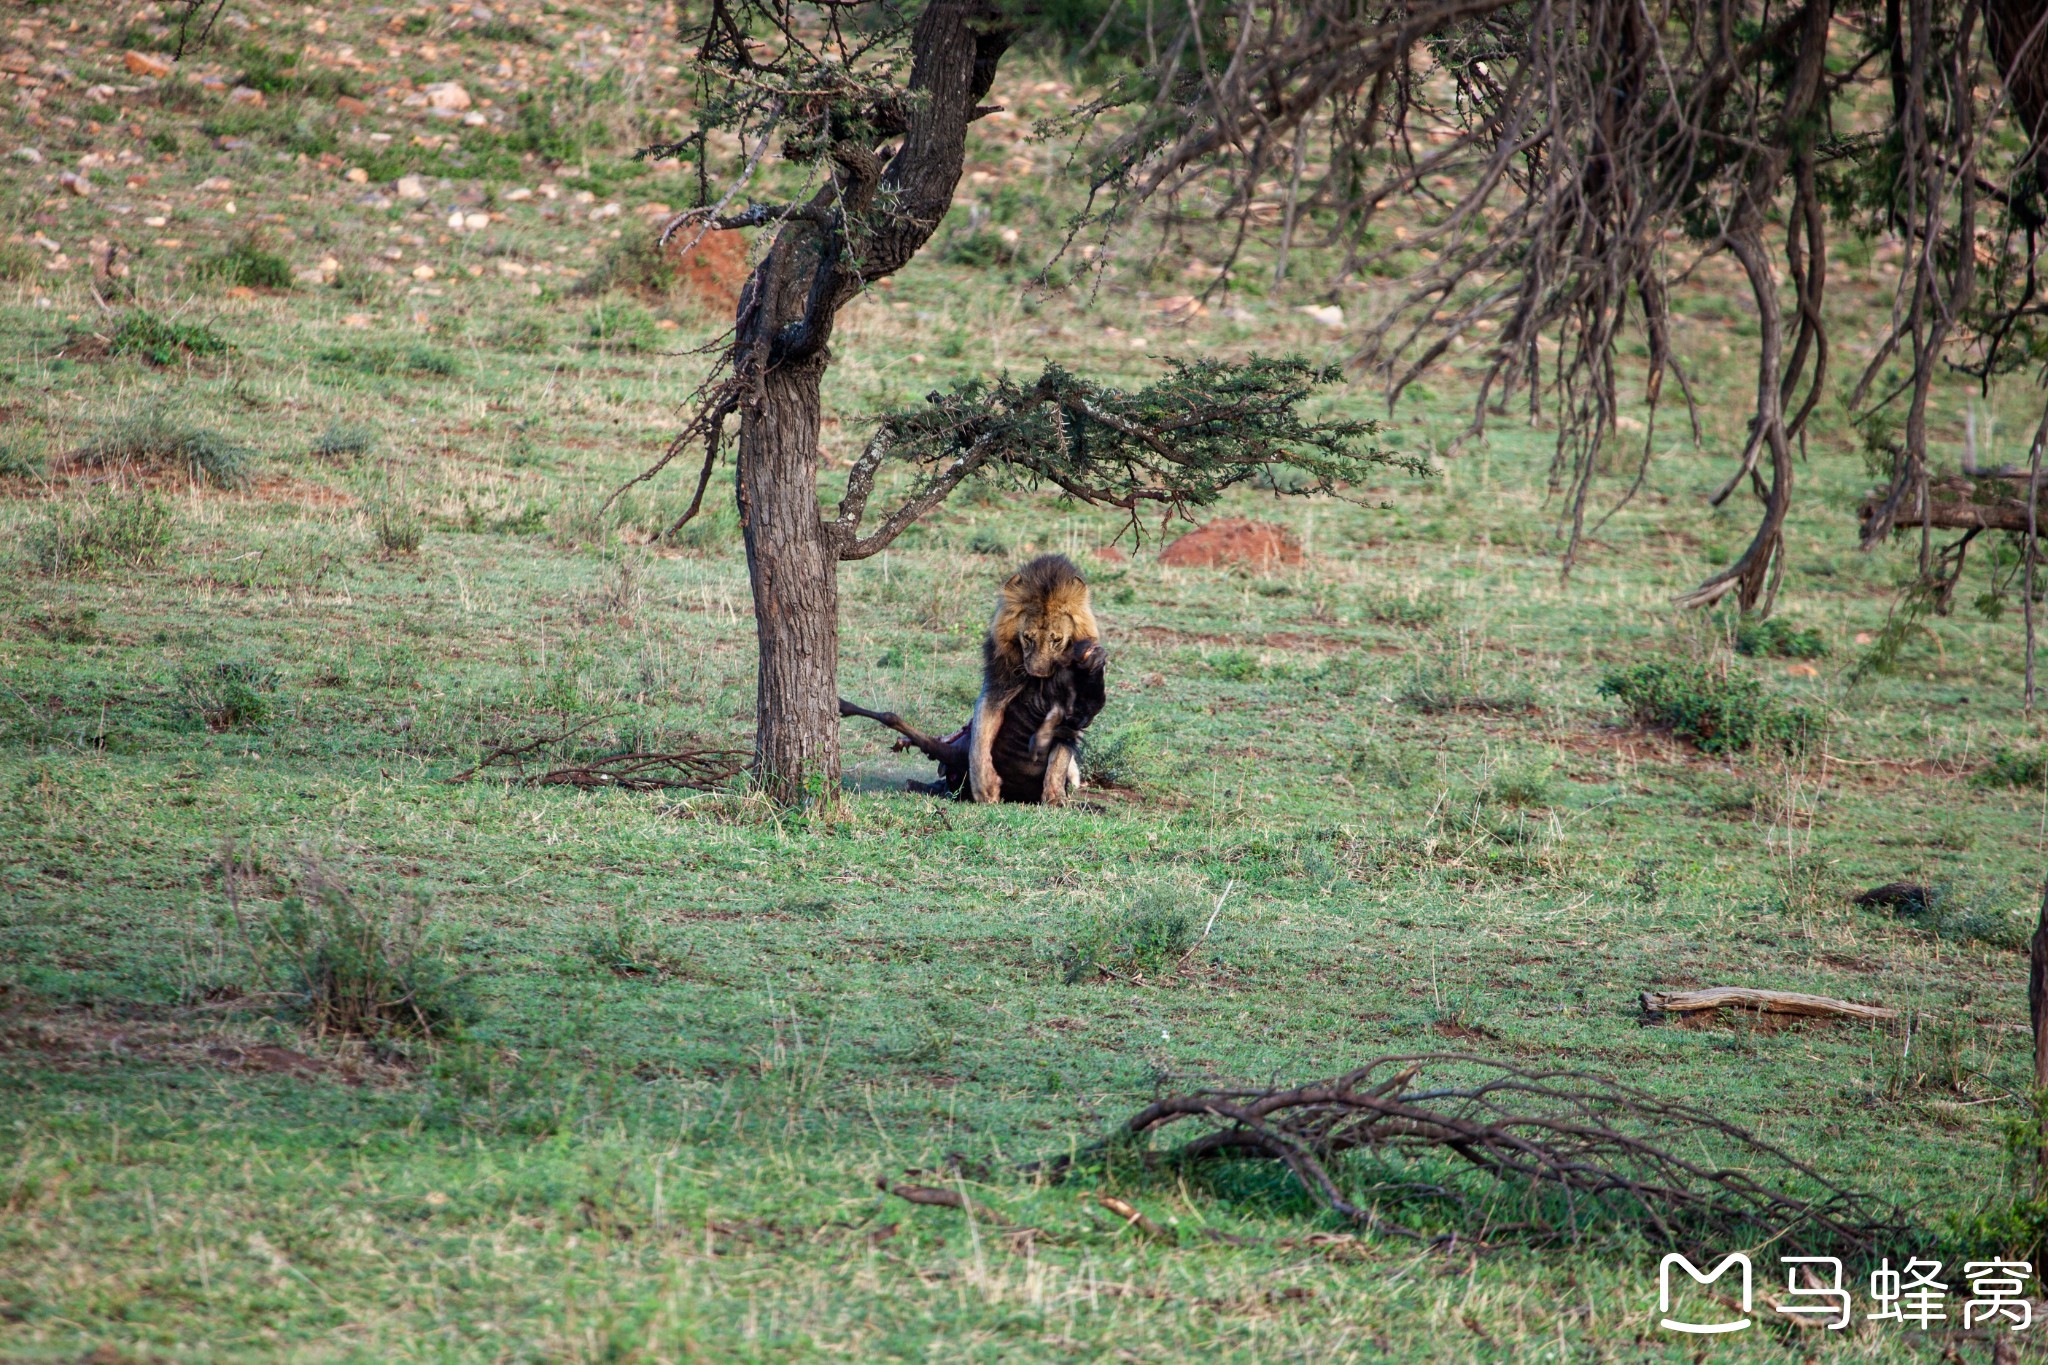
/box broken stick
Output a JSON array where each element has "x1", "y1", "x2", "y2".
[{"x1": 1639, "y1": 987, "x2": 1896, "y2": 1022}]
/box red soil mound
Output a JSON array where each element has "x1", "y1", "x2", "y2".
[
  {"x1": 1158, "y1": 518, "x2": 1303, "y2": 569},
  {"x1": 667, "y1": 228, "x2": 748, "y2": 311}
]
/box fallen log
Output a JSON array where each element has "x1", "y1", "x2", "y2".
[{"x1": 1639, "y1": 987, "x2": 1895, "y2": 1022}]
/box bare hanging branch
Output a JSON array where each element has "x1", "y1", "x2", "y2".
[{"x1": 1056, "y1": 0, "x2": 2048, "y2": 616}]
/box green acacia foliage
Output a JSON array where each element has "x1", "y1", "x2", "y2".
[{"x1": 880, "y1": 357, "x2": 1423, "y2": 515}]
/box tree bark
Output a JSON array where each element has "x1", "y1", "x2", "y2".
[{"x1": 737, "y1": 356, "x2": 840, "y2": 804}]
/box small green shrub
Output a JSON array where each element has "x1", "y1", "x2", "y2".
[
  {"x1": 1211, "y1": 648, "x2": 1263, "y2": 682},
  {"x1": 25, "y1": 607, "x2": 101, "y2": 643},
  {"x1": 586, "y1": 297, "x2": 661, "y2": 352},
  {"x1": 572, "y1": 235, "x2": 675, "y2": 299},
  {"x1": 1979, "y1": 747, "x2": 2046, "y2": 788},
  {"x1": 941, "y1": 228, "x2": 1017, "y2": 269},
  {"x1": 231, "y1": 39, "x2": 354, "y2": 99},
  {"x1": 1597, "y1": 660, "x2": 1820, "y2": 755},
  {"x1": 198, "y1": 234, "x2": 296, "y2": 291},
  {"x1": 1398, "y1": 662, "x2": 1537, "y2": 714},
  {"x1": 966, "y1": 528, "x2": 1010, "y2": 556},
  {"x1": 1058, "y1": 887, "x2": 1194, "y2": 983},
  {"x1": 579, "y1": 906, "x2": 670, "y2": 976},
  {"x1": 0, "y1": 432, "x2": 46, "y2": 478},
  {"x1": 73, "y1": 403, "x2": 252, "y2": 487},
  {"x1": 106, "y1": 311, "x2": 233, "y2": 366},
  {"x1": 489, "y1": 316, "x2": 552, "y2": 352},
  {"x1": 407, "y1": 345, "x2": 461, "y2": 377},
  {"x1": 377, "y1": 502, "x2": 424, "y2": 555},
  {"x1": 179, "y1": 659, "x2": 279, "y2": 731},
  {"x1": 1081, "y1": 721, "x2": 1157, "y2": 788},
  {"x1": 312, "y1": 422, "x2": 376, "y2": 459},
  {"x1": 316, "y1": 344, "x2": 460, "y2": 377},
  {"x1": 1345, "y1": 739, "x2": 1426, "y2": 788},
  {"x1": 26, "y1": 494, "x2": 177, "y2": 573},
  {"x1": 1734, "y1": 616, "x2": 1827, "y2": 659},
  {"x1": 234, "y1": 861, "x2": 467, "y2": 1041},
  {"x1": 1487, "y1": 758, "x2": 1554, "y2": 808},
  {"x1": 1363, "y1": 591, "x2": 1451, "y2": 628}
]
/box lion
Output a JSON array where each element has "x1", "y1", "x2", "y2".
[
  {"x1": 837, "y1": 554, "x2": 1107, "y2": 804},
  {"x1": 970, "y1": 554, "x2": 1103, "y2": 803}
]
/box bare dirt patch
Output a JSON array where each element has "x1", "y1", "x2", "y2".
[
  {"x1": 1159, "y1": 518, "x2": 1303, "y2": 569},
  {"x1": 0, "y1": 1002, "x2": 404, "y2": 1085},
  {"x1": 667, "y1": 227, "x2": 748, "y2": 311}
]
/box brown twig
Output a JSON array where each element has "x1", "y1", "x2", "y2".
[
  {"x1": 527, "y1": 749, "x2": 748, "y2": 792},
  {"x1": 445, "y1": 713, "x2": 622, "y2": 784}
]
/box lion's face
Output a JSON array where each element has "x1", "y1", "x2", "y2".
[
  {"x1": 992, "y1": 556, "x2": 1099, "y2": 681},
  {"x1": 1018, "y1": 615, "x2": 1077, "y2": 678}
]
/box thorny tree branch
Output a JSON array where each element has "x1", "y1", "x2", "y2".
[{"x1": 1033, "y1": 1055, "x2": 1911, "y2": 1256}]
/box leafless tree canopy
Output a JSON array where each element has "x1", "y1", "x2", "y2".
[{"x1": 1068, "y1": 0, "x2": 2048, "y2": 612}]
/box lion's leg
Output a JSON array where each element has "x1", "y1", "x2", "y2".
[
  {"x1": 968, "y1": 687, "x2": 1015, "y2": 803},
  {"x1": 1040, "y1": 743, "x2": 1079, "y2": 805}
]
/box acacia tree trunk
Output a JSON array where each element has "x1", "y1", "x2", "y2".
[
  {"x1": 736, "y1": 355, "x2": 840, "y2": 804},
  {"x1": 723, "y1": 0, "x2": 1010, "y2": 803}
]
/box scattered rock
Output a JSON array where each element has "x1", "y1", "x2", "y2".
[
  {"x1": 335, "y1": 95, "x2": 371, "y2": 117},
  {"x1": 1297, "y1": 303, "x2": 1345, "y2": 329},
  {"x1": 1159, "y1": 518, "x2": 1305, "y2": 570},
  {"x1": 344, "y1": 166, "x2": 367, "y2": 183},
  {"x1": 58, "y1": 170, "x2": 90, "y2": 196},
  {"x1": 10, "y1": 146, "x2": 42, "y2": 163},
  {"x1": 0, "y1": 51, "x2": 32, "y2": 76},
  {"x1": 341, "y1": 312, "x2": 373, "y2": 327},
  {"x1": 423, "y1": 81, "x2": 472, "y2": 111},
  {"x1": 198, "y1": 176, "x2": 234, "y2": 192},
  {"x1": 394, "y1": 174, "x2": 428, "y2": 201},
  {"x1": 411, "y1": 264, "x2": 437, "y2": 281},
  {"x1": 1155, "y1": 294, "x2": 1207, "y2": 321},
  {"x1": 124, "y1": 50, "x2": 174, "y2": 78},
  {"x1": 590, "y1": 201, "x2": 622, "y2": 220},
  {"x1": 294, "y1": 267, "x2": 327, "y2": 287},
  {"x1": 227, "y1": 85, "x2": 264, "y2": 107}
]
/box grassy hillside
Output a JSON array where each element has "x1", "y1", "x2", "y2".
[{"x1": 4, "y1": 1, "x2": 2048, "y2": 1360}]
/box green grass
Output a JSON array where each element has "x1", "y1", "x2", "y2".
[{"x1": 4, "y1": 5, "x2": 2048, "y2": 1361}]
